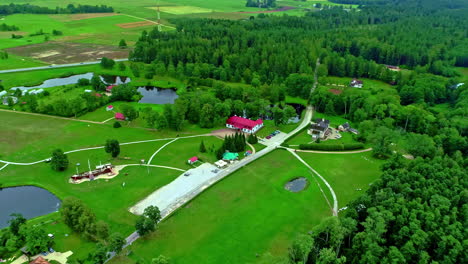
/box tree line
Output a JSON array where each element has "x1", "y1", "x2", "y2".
[
  {"x1": 0, "y1": 3, "x2": 113, "y2": 15},
  {"x1": 0, "y1": 23, "x2": 18, "y2": 31}
]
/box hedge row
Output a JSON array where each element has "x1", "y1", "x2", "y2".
[{"x1": 299, "y1": 143, "x2": 364, "y2": 151}]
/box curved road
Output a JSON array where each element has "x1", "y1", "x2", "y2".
[{"x1": 0, "y1": 59, "x2": 128, "y2": 74}]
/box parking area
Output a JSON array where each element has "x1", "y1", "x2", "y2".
[
  {"x1": 129, "y1": 163, "x2": 219, "y2": 216},
  {"x1": 260, "y1": 130, "x2": 288, "y2": 147}
]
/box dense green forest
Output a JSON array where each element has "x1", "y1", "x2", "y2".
[
  {"x1": 0, "y1": 3, "x2": 113, "y2": 15},
  {"x1": 126, "y1": 0, "x2": 468, "y2": 262}
]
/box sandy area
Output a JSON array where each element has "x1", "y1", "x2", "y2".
[
  {"x1": 116, "y1": 21, "x2": 155, "y2": 28},
  {"x1": 10, "y1": 251, "x2": 73, "y2": 264},
  {"x1": 32, "y1": 51, "x2": 61, "y2": 59}
]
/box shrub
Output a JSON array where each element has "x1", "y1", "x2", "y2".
[{"x1": 113, "y1": 122, "x2": 122, "y2": 128}]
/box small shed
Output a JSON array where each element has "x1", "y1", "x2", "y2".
[
  {"x1": 30, "y1": 256, "x2": 51, "y2": 264},
  {"x1": 94, "y1": 93, "x2": 102, "y2": 97},
  {"x1": 244, "y1": 150, "x2": 252, "y2": 156},
  {"x1": 223, "y1": 152, "x2": 239, "y2": 161},
  {"x1": 84, "y1": 89, "x2": 92, "y2": 93},
  {"x1": 115, "y1": 112, "x2": 125, "y2": 120},
  {"x1": 106, "y1": 105, "x2": 114, "y2": 111},
  {"x1": 0, "y1": 90, "x2": 7, "y2": 97},
  {"x1": 188, "y1": 156, "x2": 198, "y2": 164},
  {"x1": 215, "y1": 160, "x2": 228, "y2": 168}
]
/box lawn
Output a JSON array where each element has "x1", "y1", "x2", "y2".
[
  {"x1": 298, "y1": 151, "x2": 384, "y2": 208},
  {"x1": 110, "y1": 149, "x2": 331, "y2": 264},
  {"x1": 0, "y1": 110, "x2": 212, "y2": 162},
  {"x1": 149, "y1": 136, "x2": 224, "y2": 170}
]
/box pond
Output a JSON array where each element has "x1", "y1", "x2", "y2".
[
  {"x1": 10, "y1": 73, "x2": 131, "y2": 91},
  {"x1": 137, "y1": 86, "x2": 179, "y2": 104},
  {"x1": 284, "y1": 177, "x2": 308, "y2": 192},
  {"x1": 0, "y1": 186, "x2": 61, "y2": 229}
]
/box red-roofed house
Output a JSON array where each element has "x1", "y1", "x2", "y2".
[
  {"x1": 106, "y1": 85, "x2": 116, "y2": 93},
  {"x1": 226, "y1": 116, "x2": 263, "y2": 134},
  {"x1": 30, "y1": 256, "x2": 51, "y2": 264},
  {"x1": 115, "y1": 112, "x2": 125, "y2": 120},
  {"x1": 188, "y1": 156, "x2": 198, "y2": 164},
  {"x1": 106, "y1": 105, "x2": 114, "y2": 111}
]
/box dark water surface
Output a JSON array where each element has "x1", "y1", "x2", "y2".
[
  {"x1": 0, "y1": 186, "x2": 61, "y2": 228},
  {"x1": 137, "y1": 86, "x2": 179, "y2": 104}
]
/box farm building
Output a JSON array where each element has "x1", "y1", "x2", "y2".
[
  {"x1": 226, "y1": 116, "x2": 263, "y2": 134},
  {"x1": 115, "y1": 112, "x2": 125, "y2": 120},
  {"x1": 29, "y1": 89, "x2": 44, "y2": 95},
  {"x1": 350, "y1": 79, "x2": 363, "y2": 88},
  {"x1": 106, "y1": 105, "x2": 114, "y2": 111},
  {"x1": 338, "y1": 122, "x2": 359, "y2": 134},
  {"x1": 385, "y1": 65, "x2": 400, "y2": 71},
  {"x1": 223, "y1": 152, "x2": 239, "y2": 161},
  {"x1": 0, "y1": 90, "x2": 6, "y2": 97},
  {"x1": 2, "y1": 96, "x2": 18, "y2": 105},
  {"x1": 188, "y1": 156, "x2": 198, "y2": 164},
  {"x1": 245, "y1": 150, "x2": 252, "y2": 156},
  {"x1": 309, "y1": 118, "x2": 330, "y2": 140}
]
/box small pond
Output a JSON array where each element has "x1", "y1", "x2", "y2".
[
  {"x1": 0, "y1": 186, "x2": 61, "y2": 228},
  {"x1": 10, "y1": 73, "x2": 131, "y2": 91},
  {"x1": 137, "y1": 86, "x2": 179, "y2": 104},
  {"x1": 284, "y1": 177, "x2": 308, "y2": 193}
]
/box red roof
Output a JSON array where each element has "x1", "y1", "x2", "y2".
[
  {"x1": 30, "y1": 257, "x2": 51, "y2": 264},
  {"x1": 106, "y1": 85, "x2": 116, "y2": 92},
  {"x1": 188, "y1": 156, "x2": 198, "y2": 162},
  {"x1": 107, "y1": 105, "x2": 114, "y2": 109},
  {"x1": 226, "y1": 116, "x2": 263, "y2": 130},
  {"x1": 115, "y1": 112, "x2": 125, "y2": 120}
]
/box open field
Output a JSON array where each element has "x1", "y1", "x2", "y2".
[
  {"x1": 298, "y1": 151, "x2": 384, "y2": 207},
  {"x1": 110, "y1": 150, "x2": 332, "y2": 264},
  {"x1": 6, "y1": 41, "x2": 129, "y2": 64}
]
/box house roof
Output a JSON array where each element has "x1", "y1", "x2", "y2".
[
  {"x1": 223, "y1": 152, "x2": 239, "y2": 160},
  {"x1": 311, "y1": 118, "x2": 330, "y2": 132},
  {"x1": 107, "y1": 105, "x2": 114, "y2": 109},
  {"x1": 106, "y1": 85, "x2": 116, "y2": 92},
  {"x1": 342, "y1": 122, "x2": 350, "y2": 129},
  {"x1": 115, "y1": 113, "x2": 125, "y2": 119},
  {"x1": 30, "y1": 256, "x2": 51, "y2": 264},
  {"x1": 226, "y1": 116, "x2": 263, "y2": 130},
  {"x1": 245, "y1": 150, "x2": 252, "y2": 154},
  {"x1": 188, "y1": 156, "x2": 198, "y2": 162}
]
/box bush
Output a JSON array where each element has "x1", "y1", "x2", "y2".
[
  {"x1": 299, "y1": 143, "x2": 364, "y2": 151},
  {"x1": 113, "y1": 121, "x2": 121, "y2": 128}
]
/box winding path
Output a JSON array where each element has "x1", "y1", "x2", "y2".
[
  {"x1": 288, "y1": 149, "x2": 338, "y2": 216},
  {"x1": 290, "y1": 147, "x2": 373, "y2": 154}
]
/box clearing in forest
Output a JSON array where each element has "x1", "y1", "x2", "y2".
[{"x1": 148, "y1": 6, "x2": 216, "y2": 15}]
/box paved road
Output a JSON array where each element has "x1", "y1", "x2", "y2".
[{"x1": 0, "y1": 59, "x2": 128, "y2": 74}]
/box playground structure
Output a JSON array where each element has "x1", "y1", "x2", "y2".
[{"x1": 70, "y1": 164, "x2": 115, "y2": 183}]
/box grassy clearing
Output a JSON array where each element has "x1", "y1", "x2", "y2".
[
  {"x1": 149, "y1": 136, "x2": 224, "y2": 170},
  {"x1": 298, "y1": 151, "x2": 384, "y2": 207},
  {"x1": 110, "y1": 150, "x2": 331, "y2": 264},
  {"x1": 0, "y1": 164, "x2": 181, "y2": 261},
  {"x1": 0, "y1": 110, "x2": 212, "y2": 162},
  {"x1": 0, "y1": 53, "x2": 47, "y2": 70}
]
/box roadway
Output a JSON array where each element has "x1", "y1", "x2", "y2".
[{"x1": 0, "y1": 59, "x2": 128, "y2": 74}]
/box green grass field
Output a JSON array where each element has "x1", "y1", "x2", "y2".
[{"x1": 110, "y1": 149, "x2": 332, "y2": 264}]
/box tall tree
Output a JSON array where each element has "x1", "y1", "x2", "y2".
[
  {"x1": 105, "y1": 139, "x2": 120, "y2": 158},
  {"x1": 50, "y1": 149, "x2": 69, "y2": 171}
]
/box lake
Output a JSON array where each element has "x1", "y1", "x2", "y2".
[
  {"x1": 137, "y1": 86, "x2": 179, "y2": 104},
  {"x1": 0, "y1": 186, "x2": 61, "y2": 229},
  {"x1": 10, "y1": 73, "x2": 131, "y2": 91}
]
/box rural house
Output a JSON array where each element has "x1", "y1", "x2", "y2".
[
  {"x1": 115, "y1": 112, "x2": 125, "y2": 120},
  {"x1": 106, "y1": 105, "x2": 114, "y2": 111},
  {"x1": 309, "y1": 118, "x2": 330, "y2": 140},
  {"x1": 2, "y1": 96, "x2": 18, "y2": 105},
  {"x1": 350, "y1": 79, "x2": 363, "y2": 88},
  {"x1": 106, "y1": 85, "x2": 116, "y2": 93},
  {"x1": 188, "y1": 156, "x2": 198, "y2": 164},
  {"x1": 226, "y1": 116, "x2": 263, "y2": 134},
  {"x1": 338, "y1": 122, "x2": 359, "y2": 134}
]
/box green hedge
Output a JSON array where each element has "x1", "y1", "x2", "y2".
[{"x1": 299, "y1": 143, "x2": 364, "y2": 151}]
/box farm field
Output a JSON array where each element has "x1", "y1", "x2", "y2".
[
  {"x1": 110, "y1": 149, "x2": 382, "y2": 264},
  {"x1": 110, "y1": 150, "x2": 331, "y2": 264}
]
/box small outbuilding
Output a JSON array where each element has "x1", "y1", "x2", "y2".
[
  {"x1": 2, "y1": 96, "x2": 18, "y2": 105},
  {"x1": 29, "y1": 256, "x2": 51, "y2": 264},
  {"x1": 223, "y1": 152, "x2": 239, "y2": 161},
  {"x1": 0, "y1": 90, "x2": 6, "y2": 97},
  {"x1": 244, "y1": 150, "x2": 252, "y2": 156},
  {"x1": 350, "y1": 79, "x2": 363, "y2": 88},
  {"x1": 215, "y1": 160, "x2": 228, "y2": 168},
  {"x1": 106, "y1": 85, "x2": 116, "y2": 93},
  {"x1": 106, "y1": 105, "x2": 114, "y2": 111},
  {"x1": 115, "y1": 112, "x2": 125, "y2": 120},
  {"x1": 188, "y1": 156, "x2": 198, "y2": 164}
]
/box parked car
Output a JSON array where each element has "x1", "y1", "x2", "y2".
[{"x1": 184, "y1": 172, "x2": 191, "y2": 176}]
